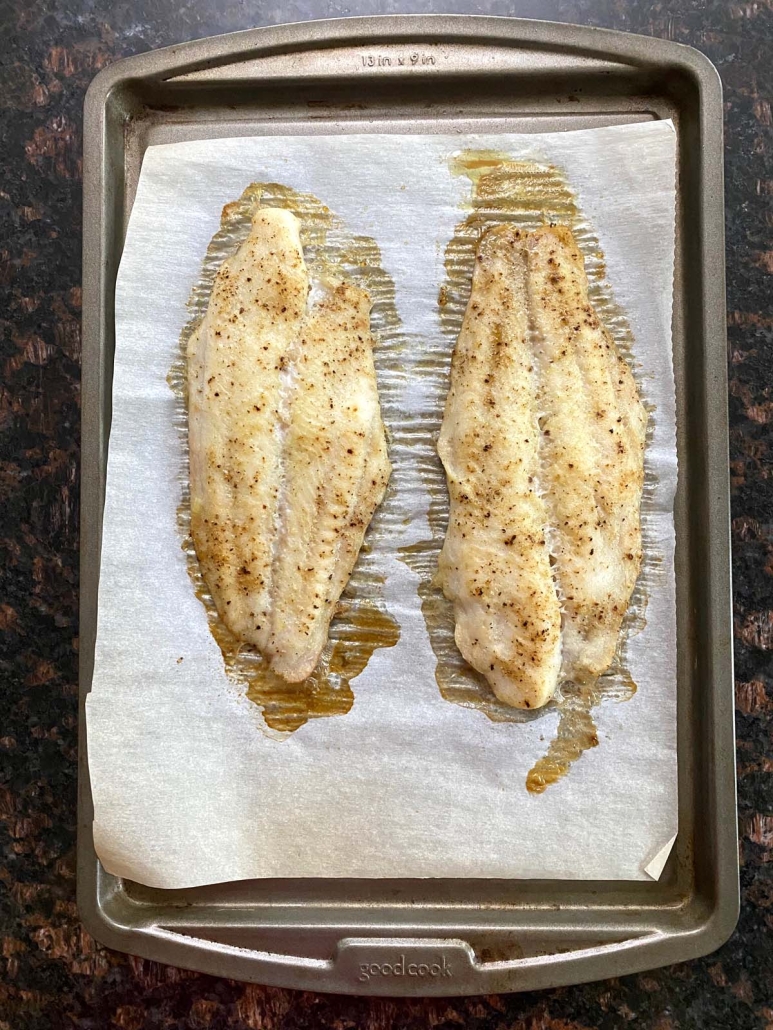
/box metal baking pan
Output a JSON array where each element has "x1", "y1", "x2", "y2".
[{"x1": 79, "y1": 15, "x2": 737, "y2": 995}]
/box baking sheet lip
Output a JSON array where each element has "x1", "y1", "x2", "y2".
[
  {"x1": 79, "y1": 13, "x2": 736, "y2": 992},
  {"x1": 690, "y1": 27, "x2": 738, "y2": 933},
  {"x1": 73, "y1": 894, "x2": 734, "y2": 997},
  {"x1": 83, "y1": 14, "x2": 722, "y2": 107}
]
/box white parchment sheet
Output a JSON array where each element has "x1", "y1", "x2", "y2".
[{"x1": 88, "y1": 122, "x2": 678, "y2": 888}]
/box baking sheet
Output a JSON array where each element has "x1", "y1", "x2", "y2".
[{"x1": 87, "y1": 122, "x2": 678, "y2": 888}]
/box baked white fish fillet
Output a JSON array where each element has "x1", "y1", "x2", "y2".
[
  {"x1": 437, "y1": 226, "x2": 563, "y2": 710},
  {"x1": 528, "y1": 225, "x2": 647, "y2": 685},
  {"x1": 268, "y1": 280, "x2": 391, "y2": 681},
  {"x1": 187, "y1": 207, "x2": 391, "y2": 682},
  {"x1": 437, "y1": 223, "x2": 646, "y2": 708}
]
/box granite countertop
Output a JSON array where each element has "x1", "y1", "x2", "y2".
[{"x1": 1, "y1": 0, "x2": 771, "y2": 1026}]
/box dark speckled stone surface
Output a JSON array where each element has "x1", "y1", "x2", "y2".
[{"x1": 1, "y1": 0, "x2": 771, "y2": 1026}]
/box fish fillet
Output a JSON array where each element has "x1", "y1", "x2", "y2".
[
  {"x1": 437, "y1": 226, "x2": 563, "y2": 710},
  {"x1": 437, "y1": 223, "x2": 646, "y2": 708},
  {"x1": 528, "y1": 225, "x2": 647, "y2": 684},
  {"x1": 268, "y1": 280, "x2": 391, "y2": 681},
  {"x1": 187, "y1": 207, "x2": 391, "y2": 682}
]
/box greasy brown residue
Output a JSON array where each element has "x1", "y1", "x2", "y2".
[
  {"x1": 401, "y1": 152, "x2": 656, "y2": 786},
  {"x1": 526, "y1": 685, "x2": 600, "y2": 794},
  {"x1": 246, "y1": 602, "x2": 400, "y2": 733},
  {"x1": 169, "y1": 182, "x2": 401, "y2": 736},
  {"x1": 526, "y1": 671, "x2": 638, "y2": 794}
]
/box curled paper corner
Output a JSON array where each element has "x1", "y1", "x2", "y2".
[
  {"x1": 643, "y1": 833, "x2": 677, "y2": 880},
  {"x1": 92, "y1": 824, "x2": 137, "y2": 885},
  {"x1": 93, "y1": 822, "x2": 196, "y2": 890}
]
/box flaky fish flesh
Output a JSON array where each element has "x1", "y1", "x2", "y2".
[
  {"x1": 437, "y1": 224, "x2": 647, "y2": 709},
  {"x1": 187, "y1": 207, "x2": 391, "y2": 683}
]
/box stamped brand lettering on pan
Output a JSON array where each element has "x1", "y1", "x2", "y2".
[{"x1": 357, "y1": 955, "x2": 453, "y2": 983}]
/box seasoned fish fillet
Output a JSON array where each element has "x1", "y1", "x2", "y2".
[
  {"x1": 437, "y1": 226, "x2": 563, "y2": 710},
  {"x1": 437, "y1": 223, "x2": 646, "y2": 708},
  {"x1": 187, "y1": 207, "x2": 391, "y2": 682},
  {"x1": 268, "y1": 280, "x2": 391, "y2": 681},
  {"x1": 188, "y1": 209, "x2": 306, "y2": 657},
  {"x1": 528, "y1": 225, "x2": 647, "y2": 684}
]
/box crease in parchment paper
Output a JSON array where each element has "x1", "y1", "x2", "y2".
[{"x1": 87, "y1": 123, "x2": 678, "y2": 888}]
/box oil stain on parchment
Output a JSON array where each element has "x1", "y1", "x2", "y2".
[
  {"x1": 168, "y1": 183, "x2": 400, "y2": 736},
  {"x1": 400, "y1": 152, "x2": 657, "y2": 792}
]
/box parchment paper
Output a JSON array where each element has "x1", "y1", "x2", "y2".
[{"x1": 87, "y1": 122, "x2": 678, "y2": 888}]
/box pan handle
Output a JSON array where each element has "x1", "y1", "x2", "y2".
[{"x1": 328, "y1": 932, "x2": 662, "y2": 996}]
